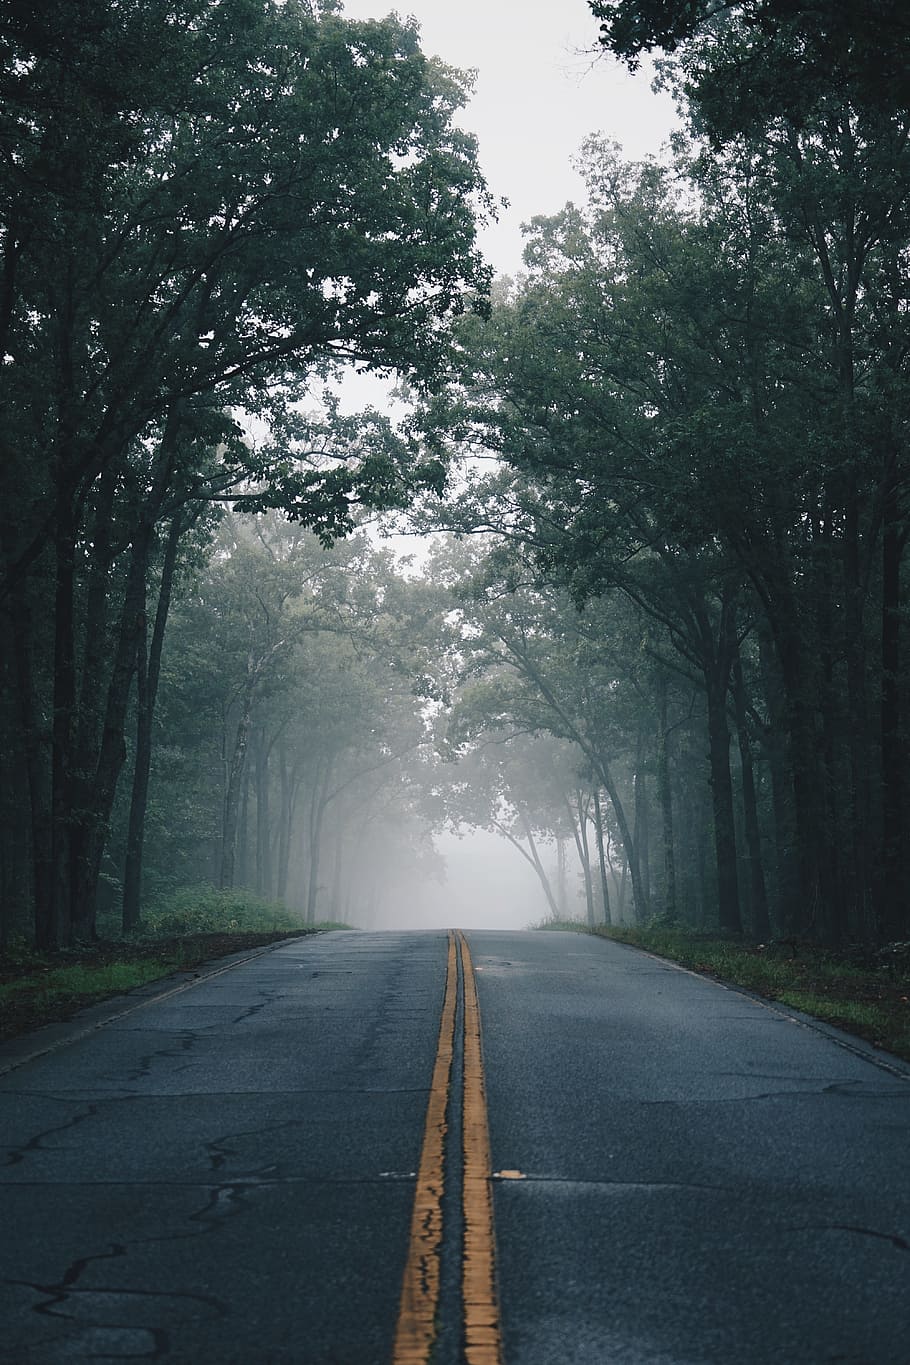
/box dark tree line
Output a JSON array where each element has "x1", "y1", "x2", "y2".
[
  {"x1": 0, "y1": 0, "x2": 489, "y2": 948},
  {"x1": 95, "y1": 517, "x2": 448, "y2": 932},
  {"x1": 4, "y1": 0, "x2": 909, "y2": 952},
  {"x1": 416, "y1": 2, "x2": 910, "y2": 946}
]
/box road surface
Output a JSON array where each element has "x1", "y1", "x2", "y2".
[{"x1": 1, "y1": 929, "x2": 908, "y2": 1363}]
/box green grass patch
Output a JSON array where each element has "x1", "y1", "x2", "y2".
[
  {"x1": 0, "y1": 957, "x2": 181, "y2": 1009},
  {"x1": 529, "y1": 917, "x2": 590, "y2": 933},
  {"x1": 0, "y1": 887, "x2": 356, "y2": 1044},
  {"x1": 538, "y1": 921, "x2": 910, "y2": 1063},
  {"x1": 776, "y1": 992, "x2": 891, "y2": 1034},
  {"x1": 0, "y1": 956, "x2": 183, "y2": 1042}
]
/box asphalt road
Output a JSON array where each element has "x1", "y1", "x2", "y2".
[{"x1": 1, "y1": 929, "x2": 908, "y2": 1364}]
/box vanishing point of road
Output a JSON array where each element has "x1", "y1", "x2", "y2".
[{"x1": 1, "y1": 929, "x2": 908, "y2": 1364}]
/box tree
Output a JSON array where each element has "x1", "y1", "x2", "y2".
[
  {"x1": 0, "y1": 0, "x2": 491, "y2": 946},
  {"x1": 434, "y1": 538, "x2": 658, "y2": 922},
  {"x1": 125, "y1": 516, "x2": 454, "y2": 928},
  {"x1": 588, "y1": 0, "x2": 910, "y2": 117},
  {"x1": 590, "y1": 0, "x2": 910, "y2": 949}
]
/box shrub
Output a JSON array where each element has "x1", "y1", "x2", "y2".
[{"x1": 143, "y1": 886, "x2": 303, "y2": 936}]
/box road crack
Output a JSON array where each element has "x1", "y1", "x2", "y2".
[
  {"x1": 3, "y1": 1103, "x2": 98, "y2": 1168},
  {"x1": 123, "y1": 1032, "x2": 198, "y2": 1084},
  {"x1": 785, "y1": 1223, "x2": 910, "y2": 1251}
]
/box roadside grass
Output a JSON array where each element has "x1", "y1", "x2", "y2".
[
  {"x1": 537, "y1": 919, "x2": 910, "y2": 1063},
  {"x1": 0, "y1": 957, "x2": 188, "y2": 1042},
  {"x1": 530, "y1": 918, "x2": 591, "y2": 934},
  {"x1": 0, "y1": 886, "x2": 354, "y2": 1043}
]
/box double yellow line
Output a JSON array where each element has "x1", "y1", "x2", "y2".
[{"x1": 392, "y1": 930, "x2": 503, "y2": 1365}]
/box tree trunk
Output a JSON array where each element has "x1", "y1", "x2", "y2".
[
  {"x1": 122, "y1": 512, "x2": 182, "y2": 933},
  {"x1": 513, "y1": 807, "x2": 561, "y2": 920},
  {"x1": 568, "y1": 791, "x2": 595, "y2": 928},
  {"x1": 220, "y1": 661, "x2": 257, "y2": 890},
  {"x1": 556, "y1": 835, "x2": 568, "y2": 917},
  {"x1": 657, "y1": 676, "x2": 677, "y2": 920},
  {"x1": 237, "y1": 760, "x2": 251, "y2": 887},
  {"x1": 705, "y1": 674, "x2": 742, "y2": 934},
  {"x1": 617, "y1": 852, "x2": 628, "y2": 923},
  {"x1": 330, "y1": 822, "x2": 345, "y2": 922},
  {"x1": 694, "y1": 780, "x2": 710, "y2": 929},
  {"x1": 73, "y1": 464, "x2": 119, "y2": 766},
  {"x1": 731, "y1": 651, "x2": 770, "y2": 940},
  {"x1": 276, "y1": 747, "x2": 302, "y2": 905},
  {"x1": 277, "y1": 746, "x2": 291, "y2": 903},
  {"x1": 881, "y1": 480, "x2": 906, "y2": 941},
  {"x1": 69, "y1": 522, "x2": 149, "y2": 939},
  {"x1": 304, "y1": 756, "x2": 336, "y2": 926},
  {"x1": 595, "y1": 755, "x2": 647, "y2": 921},
  {"x1": 633, "y1": 727, "x2": 651, "y2": 915},
  {"x1": 843, "y1": 482, "x2": 871, "y2": 938},
  {"x1": 254, "y1": 727, "x2": 272, "y2": 899},
  {"x1": 771, "y1": 605, "x2": 838, "y2": 941},
  {"x1": 306, "y1": 777, "x2": 329, "y2": 926},
  {"x1": 68, "y1": 463, "x2": 122, "y2": 940},
  {"x1": 125, "y1": 590, "x2": 149, "y2": 928},
  {"x1": 221, "y1": 637, "x2": 283, "y2": 894},
  {"x1": 593, "y1": 789, "x2": 612, "y2": 926},
  {"x1": 757, "y1": 620, "x2": 798, "y2": 935},
  {"x1": 675, "y1": 741, "x2": 705, "y2": 928},
  {"x1": 50, "y1": 495, "x2": 77, "y2": 946},
  {"x1": 10, "y1": 585, "x2": 54, "y2": 949}
]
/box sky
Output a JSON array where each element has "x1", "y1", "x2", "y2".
[{"x1": 339, "y1": 0, "x2": 679, "y2": 278}]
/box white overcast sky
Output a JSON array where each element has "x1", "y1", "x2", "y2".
[{"x1": 340, "y1": 0, "x2": 680, "y2": 277}]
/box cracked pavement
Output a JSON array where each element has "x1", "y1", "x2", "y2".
[
  {"x1": 1, "y1": 928, "x2": 909, "y2": 1363},
  {"x1": 0, "y1": 931, "x2": 442, "y2": 1364},
  {"x1": 476, "y1": 931, "x2": 910, "y2": 1365}
]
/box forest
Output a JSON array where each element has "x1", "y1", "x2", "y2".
[{"x1": 2, "y1": 0, "x2": 910, "y2": 952}]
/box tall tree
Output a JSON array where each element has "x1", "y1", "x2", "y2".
[{"x1": 0, "y1": 0, "x2": 491, "y2": 945}]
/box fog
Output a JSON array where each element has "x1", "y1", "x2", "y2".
[{"x1": 367, "y1": 828, "x2": 556, "y2": 932}]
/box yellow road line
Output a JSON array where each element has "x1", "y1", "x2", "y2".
[
  {"x1": 459, "y1": 930, "x2": 503, "y2": 1365},
  {"x1": 392, "y1": 930, "x2": 503, "y2": 1364},
  {"x1": 392, "y1": 930, "x2": 458, "y2": 1364}
]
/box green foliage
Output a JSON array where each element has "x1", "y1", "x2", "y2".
[
  {"x1": 534, "y1": 918, "x2": 589, "y2": 932},
  {"x1": 142, "y1": 887, "x2": 304, "y2": 937},
  {"x1": 0, "y1": 960, "x2": 180, "y2": 1012},
  {"x1": 589, "y1": 1, "x2": 910, "y2": 118},
  {"x1": 0, "y1": 920, "x2": 348, "y2": 1042},
  {"x1": 421, "y1": 50, "x2": 910, "y2": 944},
  {"x1": 585, "y1": 924, "x2": 910, "y2": 1060},
  {"x1": 127, "y1": 514, "x2": 452, "y2": 928},
  {"x1": 601, "y1": 927, "x2": 802, "y2": 993},
  {"x1": 775, "y1": 992, "x2": 897, "y2": 1037},
  {"x1": 0, "y1": 936, "x2": 46, "y2": 975},
  {"x1": 0, "y1": 958, "x2": 187, "y2": 1043},
  {"x1": 0, "y1": 0, "x2": 493, "y2": 951}
]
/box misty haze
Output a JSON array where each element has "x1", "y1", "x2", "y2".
[
  {"x1": 370, "y1": 829, "x2": 553, "y2": 932},
  {"x1": 2, "y1": 2, "x2": 910, "y2": 1363}
]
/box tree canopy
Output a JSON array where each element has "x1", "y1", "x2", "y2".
[
  {"x1": 0, "y1": 0, "x2": 492, "y2": 947},
  {"x1": 3, "y1": 0, "x2": 910, "y2": 954}
]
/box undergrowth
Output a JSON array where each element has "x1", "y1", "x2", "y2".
[
  {"x1": 111, "y1": 885, "x2": 306, "y2": 938},
  {"x1": 538, "y1": 918, "x2": 910, "y2": 1063},
  {"x1": 0, "y1": 958, "x2": 182, "y2": 1012},
  {"x1": 0, "y1": 887, "x2": 353, "y2": 1043}
]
